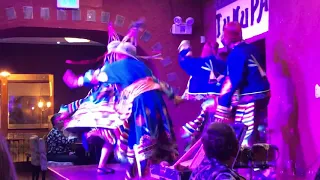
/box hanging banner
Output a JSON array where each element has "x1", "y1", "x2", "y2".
[{"x1": 216, "y1": 0, "x2": 269, "y2": 47}]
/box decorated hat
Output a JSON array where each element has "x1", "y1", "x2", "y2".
[
  {"x1": 112, "y1": 42, "x2": 138, "y2": 60},
  {"x1": 107, "y1": 40, "x2": 121, "y2": 54},
  {"x1": 223, "y1": 21, "x2": 243, "y2": 44}
]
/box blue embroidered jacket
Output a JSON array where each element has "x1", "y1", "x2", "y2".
[
  {"x1": 190, "y1": 157, "x2": 243, "y2": 180},
  {"x1": 218, "y1": 42, "x2": 270, "y2": 108},
  {"x1": 179, "y1": 49, "x2": 227, "y2": 100},
  {"x1": 59, "y1": 64, "x2": 175, "y2": 115}
]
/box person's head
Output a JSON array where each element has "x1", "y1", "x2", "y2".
[
  {"x1": 0, "y1": 134, "x2": 18, "y2": 180},
  {"x1": 202, "y1": 122, "x2": 239, "y2": 165},
  {"x1": 221, "y1": 21, "x2": 243, "y2": 49},
  {"x1": 201, "y1": 41, "x2": 219, "y2": 58},
  {"x1": 112, "y1": 42, "x2": 138, "y2": 61},
  {"x1": 51, "y1": 113, "x2": 65, "y2": 130}
]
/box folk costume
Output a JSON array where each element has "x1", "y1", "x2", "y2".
[
  {"x1": 177, "y1": 40, "x2": 229, "y2": 150},
  {"x1": 214, "y1": 22, "x2": 270, "y2": 146},
  {"x1": 62, "y1": 27, "x2": 178, "y2": 179}
]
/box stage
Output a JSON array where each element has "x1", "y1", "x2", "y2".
[
  {"x1": 48, "y1": 164, "x2": 127, "y2": 180},
  {"x1": 48, "y1": 164, "x2": 316, "y2": 180},
  {"x1": 48, "y1": 164, "x2": 159, "y2": 180}
]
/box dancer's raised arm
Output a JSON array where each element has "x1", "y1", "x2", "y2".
[{"x1": 178, "y1": 40, "x2": 226, "y2": 77}]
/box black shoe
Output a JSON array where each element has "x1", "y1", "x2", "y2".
[{"x1": 97, "y1": 167, "x2": 115, "y2": 175}]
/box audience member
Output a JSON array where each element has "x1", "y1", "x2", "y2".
[
  {"x1": 46, "y1": 113, "x2": 79, "y2": 163},
  {"x1": 0, "y1": 134, "x2": 18, "y2": 180},
  {"x1": 189, "y1": 122, "x2": 245, "y2": 180}
]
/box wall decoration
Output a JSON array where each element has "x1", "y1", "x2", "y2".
[
  {"x1": 86, "y1": 10, "x2": 96, "y2": 22},
  {"x1": 40, "y1": 8, "x2": 50, "y2": 20},
  {"x1": 114, "y1": 15, "x2": 125, "y2": 27},
  {"x1": 140, "y1": 31, "x2": 152, "y2": 42},
  {"x1": 101, "y1": 11, "x2": 110, "y2": 23},
  {"x1": 160, "y1": 56, "x2": 172, "y2": 67},
  {"x1": 23, "y1": 6, "x2": 33, "y2": 20},
  {"x1": 72, "y1": 9, "x2": 81, "y2": 21},
  {"x1": 5, "y1": 7, "x2": 16, "y2": 20},
  {"x1": 57, "y1": 9, "x2": 67, "y2": 21},
  {"x1": 152, "y1": 42, "x2": 163, "y2": 52},
  {"x1": 167, "y1": 72, "x2": 178, "y2": 82}
]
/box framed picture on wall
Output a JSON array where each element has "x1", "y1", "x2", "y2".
[{"x1": 2, "y1": 74, "x2": 54, "y2": 129}]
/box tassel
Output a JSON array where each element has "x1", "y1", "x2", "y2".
[{"x1": 137, "y1": 53, "x2": 163, "y2": 60}]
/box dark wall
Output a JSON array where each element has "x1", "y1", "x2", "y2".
[{"x1": 0, "y1": 43, "x2": 106, "y2": 111}]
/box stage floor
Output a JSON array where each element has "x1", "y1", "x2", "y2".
[
  {"x1": 48, "y1": 164, "x2": 127, "y2": 180},
  {"x1": 48, "y1": 164, "x2": 317, "y2": 180}
]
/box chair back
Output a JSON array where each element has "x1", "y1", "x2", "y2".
[{"x1": 231, "y1": 122, "x2": 248, "y2": 169}]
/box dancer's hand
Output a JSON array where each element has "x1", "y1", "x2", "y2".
[
  {"x1": 178, "y1": 40, "x2": 191, "y2": 52},
  {"x1": 201, "y1": 42, "x2": 214, "y2": 57},
  {"x1": 65, "y1": 60, "x2": 73, "y2": 64},
  {"x1": 173, "y1": 96, "x2": 184, "y2": 105},
  {"x1": 63, "y1": 69, "x2": 80, "y2": 89}
]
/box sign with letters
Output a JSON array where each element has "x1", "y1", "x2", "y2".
[
  {"x1": 57, "y1": 0, "x2": 79, "y2": 9},
  {"x1": 216, "y1": 0, "x2": 269, "y2": 47}
]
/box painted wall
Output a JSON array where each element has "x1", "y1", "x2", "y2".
[
  {"x1": 0, "y1": 0, "x2": 206, "y2": 153},
  {"x1": 267, "y1": 0, "x2": 320, "y2": 175},
  {"x1": 204, "y1": 0, "x2": 320, "y2": 176}
]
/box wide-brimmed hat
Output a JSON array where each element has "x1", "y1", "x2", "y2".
[
  {"x1": 107, "y1": 40, "x2": 121, "y2": 54},
  {"x1": 112, "y1": 42, "x2": 138, "y2": 60}
]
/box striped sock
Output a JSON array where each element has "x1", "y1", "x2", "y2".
[{"x1": 235, "y1": 102, "x2": 255, "y2": 146}]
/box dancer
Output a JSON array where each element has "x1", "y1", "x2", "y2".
[
  {"x1": 63, "y1": 41, "x2": 178, "y2": 179},
  {"x1": 177, "y1": 40, "x2": 231, "y2": 151},
  {"x1": 213, "y1": 22, "x2": 270, "y2": 146},
  {"x1": 62, "y1": 27, "x2": 178, "y2": 179},
  {"x1": 59, "y1": 23, "x2": 179, "y2": 175},
  {"x1": 181, "y1": 41, "x2": 224, "y2": 101}
]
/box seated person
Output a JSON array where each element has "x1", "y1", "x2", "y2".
[
  {"x1": 46, "y1": 113, "x2": 79, "y2": 164},
  {"x1": 190, "y1": 122, "x2": 245, "y2": 180}
]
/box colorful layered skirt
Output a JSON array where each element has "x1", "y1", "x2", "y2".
[{"x1": 64, "y1": 77, "x2": 178, "y2": 165}]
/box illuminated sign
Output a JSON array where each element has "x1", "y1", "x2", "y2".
[
  {"x1": 57, "y1": 0, "x2": 79, "y2": 9},
  {"x1": 216, "y1": 0, "x2": 269, "y2": 47}
]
